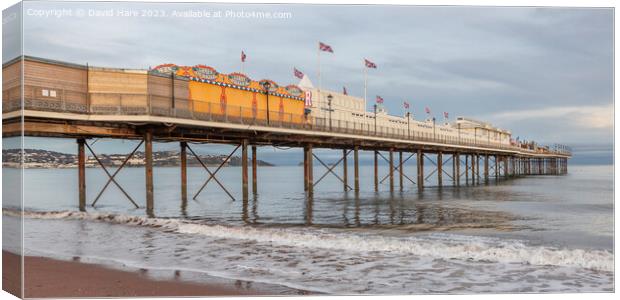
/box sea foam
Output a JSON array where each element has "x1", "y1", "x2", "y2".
[{"x1": 6, "y1": 209, "x2": 614, "y2": 272}]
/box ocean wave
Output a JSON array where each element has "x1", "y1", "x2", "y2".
[{"x1": 6, "y1": 209, "x2": 614, "y2": 272}]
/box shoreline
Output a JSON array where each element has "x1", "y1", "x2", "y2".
[{"x1": 3, "y1": 251, "x2": 313, "y2": 298}]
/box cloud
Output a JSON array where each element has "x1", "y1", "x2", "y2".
[
  {"x1": 487, "y1": 103, "x2": 613, "y2": 130},
  {"x1": 12, "y1": 2, "x2": 614, "y2": 147}
]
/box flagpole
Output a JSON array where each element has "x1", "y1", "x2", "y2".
[
  {"x1": 363, "y1": 65, "x2": 367, "y2": 121},
  {"x1": 317, "y1": 42, "x2": 323, "y2": 120}
]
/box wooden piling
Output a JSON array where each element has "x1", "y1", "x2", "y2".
[
  {"x1": 484, "y1": 154, "x2": 489, "y2": 182},
  {"x1": 455, "y1": 153, "x2": 460, "y2": 186},
  {"x1": 354, "y1": 146, "x2": 360, "y2": 191},
  {"x1": 144, "y1": 129, "x2": 154, "y2": 216},
  {"x1": 417, "y1": 150, "x2": 424, "y2": 189},
  {"x1": 180, "y1": 141, "x2": 187, "y2": 202},
  {"x1": 399, "y1": 152, "x2": 404, "y2": 190},
  {"x1": 437, "y1": 152, "x2": 443, "y2": 187},
  {"x1": 252, "y1": 145, "x2": 257, "y2": 194},
  {"x1": 242, "y1": 139, "x2": 249, "y2": 198},
  {"x1": 476, "y1": 154, "x2": 480, "y2": 183},
  {"x1": 465, "y1": 155, "x2": 469, "y2": 184},
  {"x1": 389, "y1": 148, "x2": 394, "y2": 191},
  {"x1": 343, "y1": 149, "x2": 348, "y2": 191},
  {"x1": 307, "y1": 144, "x2": 314, "y2": 194},
  {"x1": 77, "y1": 138, "x2": 86, "y2": 212},
  {"x1": 374, "y1": 151, "x2": 379, "y2": 191}
]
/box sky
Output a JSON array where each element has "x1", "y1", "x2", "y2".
[{"x1": 2, "y1": 1, "x2": 614, "y2": 164}]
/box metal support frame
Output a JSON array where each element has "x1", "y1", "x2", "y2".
[
  {"x1": 87, "y1": 140, "x2": 142, "y2": 209},
  {"x1": 374, "y1": 150, "x2": 379, "y2": 191},
  {"x1": 378, "y1": 152, "x2": 415, "y2": 185},
  {"x1": 190, "y1": 143, "x2": 239, "y2": 201},
  {"x1": 312, "y1": 150, "x2": 353, "y2": 190},
  {"x1": 424, "y1": 153, "x2": 454, "y2": 184},
  {"x1": 454, "y1": 153, "x2": 460, "y2": 186}
]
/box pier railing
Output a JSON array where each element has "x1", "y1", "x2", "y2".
[{"x1": 3, "y1": 86, "x2": 572, "y2": 156}]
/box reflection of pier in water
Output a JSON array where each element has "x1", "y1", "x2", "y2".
[{"x1": 233, "y1": 188, "x2": 518, "y2": 231}]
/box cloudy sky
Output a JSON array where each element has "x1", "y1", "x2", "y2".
[{"x1": 3, "y1": 1, "x2": 614, "y2": 162}]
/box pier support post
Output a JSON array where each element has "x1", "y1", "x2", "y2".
[
  {"x1": 437, "y1": 152, "x2": 443, "y2": 187},
  {"x1": 354, "y1": 146, "x2": 360, "y2": 192},
  {"x1": 343, "y1": 149, "x2": 348, "y2": 191},
  {"x1": 494, "y1": 155, "x2": 499, "y2": 181},
  {"x1": 374, "y1": 151, "x2": 379, "y2": 191},
  {"x1": 180, "y1": 141, "x2": 187, "y2": 202},
  {"x1": 77, "y1": 138, "x2": 86, "y2": 212},
  {"x1": 145, "y1": 129, "x2": 154, "y2": 216},
  {"x1": 476, "y1": 154, "x2": 480, "y2": 183},
  {"x1": 252, "y1": 146, "x2": 257, "y2": 194},
  {"x1": 504, "y1": 156, "x2": 509, "y2": 179},
  {"x1": 399, "y1": 152, "x2": 404, "y2": 190},
  {"x1": 465, "y1": 155, "x2": 469, "y2": 184},
  {"x1": 455, "y1": 153, "x2": 460, "y2": 186},
  {"x1": 242, "y1": 139, "x2": 249, "y2": 199},
  {"x1": 484, "y1": 154, "x2": 489, "y2": 183},
  {"x1": 471, "y1": 154, "x2": 477, "y2": 184},
  {"x1": 304, "y1": 146, "x2": 308, "y2": 190},
  {"x1": 417, "y1": 150, "x2": 424, "y2": 189},
  {"x1": 308, "y1": 144, "x2": 313, "y2": 194},
  {"x1": 389, "y1": 148, "x2": 394, "y2": 191}
]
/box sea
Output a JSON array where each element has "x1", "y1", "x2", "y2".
[{"x1": 2, "y1": 163, "x2": 615, "y2": 294}]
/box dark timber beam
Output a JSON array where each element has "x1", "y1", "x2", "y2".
[
  {"x1": 180, "y1": 141, "x2": 188, "y2": 202},
  {"x1": 242, "y1": 139, "x2": 249, "y2": 199},
  {"x1": 417, "y1": 150, "x2": 424, "y2": 189},
  {"x1": 77, "y1": 138, "x2": 86, "y2": 212},
  {"x1": 343, "y1": 149, "x2": 348, "y2": 192},
  {"x1": 145, "y1": 129, "x2": 154, "y2": 217},
  {"x1": 354, "y1": 146, "x2": 360, "y2": 192},
  {"x1": 252, "y1": 145, "x2": 257, "y2": 194}
]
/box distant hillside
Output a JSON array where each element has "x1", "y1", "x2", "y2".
[{"x1": 2, "y1": 149, "x2": 274, "y2": 168}]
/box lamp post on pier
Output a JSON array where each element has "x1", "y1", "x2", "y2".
[
  {"x1": 262, "y1": 81, "x2": 271, "y2": 125},
  {"x1": 373, "y1": 104, "x2": 377, "y2": 135},
  {"x1": 406, "y1": 111, "x2": 411, "y2": 139},
  {"x1": 327, "y1": 94, "x2": 333, "y2": 131}
]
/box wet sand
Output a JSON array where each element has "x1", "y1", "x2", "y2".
[{"x1": 3, "y1": 251, "x2": 310, "y2": 298}]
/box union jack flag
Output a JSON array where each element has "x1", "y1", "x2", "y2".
[
  {"x1": 404, "y1": 101, "x2": 410, "y2": 109},
  {"x1": 364, "y1": 58, "x2": 377, "y2": 69},
  {"x1": 443, "y1": 112, "x2": 449, "y2": 119},
  {"x1": 319, "y1": 42, "x2": 334, "y2": 53},
  {"x1": 241, "y1": 51, "x2": 246, "y2": 62},
  {"x1": 294, "y1": 68, "x2": 304, "y2": 79},
  {"x1": 425, "y1": 107, "x2": 431, "y2": 114},
  {"x1": 376, "y1": 95, "x2": 384, "y2": 104},
  {"x1": 343, "y1": 86, "x2": 348, "y2": 95}
]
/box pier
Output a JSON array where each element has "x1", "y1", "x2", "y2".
[{"x1": 2, "y1": 56, "x2": 571, "y2": 216}]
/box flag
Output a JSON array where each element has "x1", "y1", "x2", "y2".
[
  {"x1": 294, "y1": 68, "x2": 304, "y2": 79},
  {"x1": 343, "y1": 86, "x2": 348, "y2": 95},
  {"x1": 319, "y1": 42, "x2": 334, "y2": 53},
  {"x1": 364, "y1": 58, "x2": 377, "y2": 69},
  {"x1": 404, "y1": 101, "x2": 410, "y2": 109},
  {"x1": 241, "y1": 51, "x2": 246, "y2": 62},
  {"x1": 443, "y1": 112, "x2": 449, "y2": 119},
  {"x1": 425, "y1": 107, "x2": 431, "y2": 114},
  {"x1": 376, "y1": 95, "x2": 384, "y2": 104}
]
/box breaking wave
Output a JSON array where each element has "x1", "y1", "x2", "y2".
[{"x1": 6, "y1": 209, "x2": 614, "y2": 272}]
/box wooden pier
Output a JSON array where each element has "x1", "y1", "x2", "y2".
[{"x1": 2, "y1": 56, "x2": 571, "y2": 216}]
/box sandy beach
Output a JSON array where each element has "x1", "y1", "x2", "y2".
[{"x1": 3, "y1": 251, "x2": 309, "y2": 298}]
